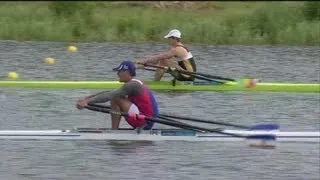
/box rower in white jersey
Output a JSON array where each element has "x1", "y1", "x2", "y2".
[{"x1": 135, "y1": 29, "x2": 197, "y2": 81}]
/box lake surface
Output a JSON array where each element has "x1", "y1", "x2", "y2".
[{"x1": 0, "y1": 41, "x2": 319, "y2": 180}]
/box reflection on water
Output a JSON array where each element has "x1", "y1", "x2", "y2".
[
  {"x1": 107, "y1": 141, "x2": 156, "y2": 156},
  {"x1": 72, "y1": 140, "x2": 156, "y2": 155}
]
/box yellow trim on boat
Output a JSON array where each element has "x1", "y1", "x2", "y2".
[{"x1": 0, "y1": 80, "x2": 319, "y2": 93}]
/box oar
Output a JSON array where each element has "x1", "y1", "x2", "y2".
[
  {"x1": 141, "y1": 63, "x2": 236, "y2": 82},
  {"x1": 84, "y1": 105, "x2": 276, "y2": 142},
  {"x1": 85, "y1": 105, "x2": 243, "y2": 137},
  {"x1": 88, "y1": 104, "x2": 278, "y2": 131},
  {"x1": 86, "y1": 104, "x2": 216, "y2": 132},
  {"x1": 142, "y1": 67, "x2": 156, "y2": 72},
  {"x1": 159, "y1": 114, "x2": 279, "y2": 131},
  {"x1": 154, "y1": 114, "x2": 206, "y2": 131},
  {"x1": 158, "y1": 114, "x2": 249, "y2": 129},
  {"x1": 141, "y1": 65, "x2": 225, "y2": 83}
]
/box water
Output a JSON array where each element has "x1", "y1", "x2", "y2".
[{"x1": 0, "y1": 41, "x2": 319, "y2": 180}]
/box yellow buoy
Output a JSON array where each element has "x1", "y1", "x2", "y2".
[
  {"x1": 44, "y1": 57, "x2": 55, "y2": 65},
  {"x1": 7, "y1": 72, "x2": 19, "y2": 80},
  {"x1": 67, "y1": 46, "x2": 77, "y2": 53}
]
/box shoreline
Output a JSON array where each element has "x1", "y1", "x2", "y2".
[
  {"x1": 0, "y1": 2, "x2": 319, "y2": 46},
  {"x1": 1, "y1": 39, "x2": 319, "y2": 48}
]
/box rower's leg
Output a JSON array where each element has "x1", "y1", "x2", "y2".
[
  {"x1": 110, "y1": 98, "x2": 133, "y2": 129},
  {"x1": 154, "y1": 59, "x2": 171, "y2": 81},
  {"x1": 110, "y1": 99, "x2": 122, "y2": 129}
]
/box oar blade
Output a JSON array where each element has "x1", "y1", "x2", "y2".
[
  {"x1": 249, "y1": 123, "x2": 279, "y2": 131},
  {"x1": 246, "y1": 123, "x2": 279, "y2": 149}
]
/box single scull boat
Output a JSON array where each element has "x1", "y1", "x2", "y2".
[{"x1": 0, "y1": 128, "x2": 318, "y2": 143}]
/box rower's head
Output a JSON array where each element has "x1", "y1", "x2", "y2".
[
  {"x1": 112, "y1": 60, "x2": 136, "y2": 82},
  {"x1": 164, "y1": 29, "x2": 181, "y2": 46}
]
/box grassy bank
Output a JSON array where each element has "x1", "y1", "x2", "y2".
[{"x1": 0, "y1": 1, "x2": 319, "y2": 45}]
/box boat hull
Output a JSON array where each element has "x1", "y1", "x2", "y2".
[
  {"x1": 0, "y1": 129, "x2": 318, "y2": 142},
  {"x1": 0, "y1": 80, "x2": 319, "y2": 93}
]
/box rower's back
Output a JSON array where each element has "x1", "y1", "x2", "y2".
[{"x1": 172, "y1": 44, "x2": 197, "y2": 81}]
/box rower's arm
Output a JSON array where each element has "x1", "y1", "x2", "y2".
[
  {"x1": 143, "y1": 49, "x2": 176, "y2": 64},
  {"x1": 88, "y1": 81, "x2": 143, "y2": 104}
]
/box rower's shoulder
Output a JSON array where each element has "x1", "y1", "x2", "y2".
[
  {"x1": 124, "y1": 80, "x2": 144, "y2": 88},
  {"x1": 169, "y1": 46, "x2": 183, "y2": 53},
  {"x1": 174, "y1": 44, "x2": 190, "y2": 52},
  {"x1": 171, "y1": 44, "x2": 185, "y2": 49},
  {"x1": 123, "y1": 80, "x2": 144, "y2": 94}
]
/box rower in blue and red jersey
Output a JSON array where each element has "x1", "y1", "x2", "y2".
[{"x1": 76, "y1": 60, "x2": 159, "y2": 130}]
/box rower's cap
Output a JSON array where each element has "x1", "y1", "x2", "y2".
[
  {"x1": 164, "y1": 29, "x2": 181, "y2": 39},
  {"x1": 112, "y1": 60, "x2": 136, "y2": 76}
]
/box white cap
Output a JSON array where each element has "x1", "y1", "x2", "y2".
[{"x1": 164, "y1": 29, "x2": 181, "y2": 39}]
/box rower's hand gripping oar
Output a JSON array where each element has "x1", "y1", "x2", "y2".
[{"x1": 84, "y1": 105, "x2": 277, "y2": 145}]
